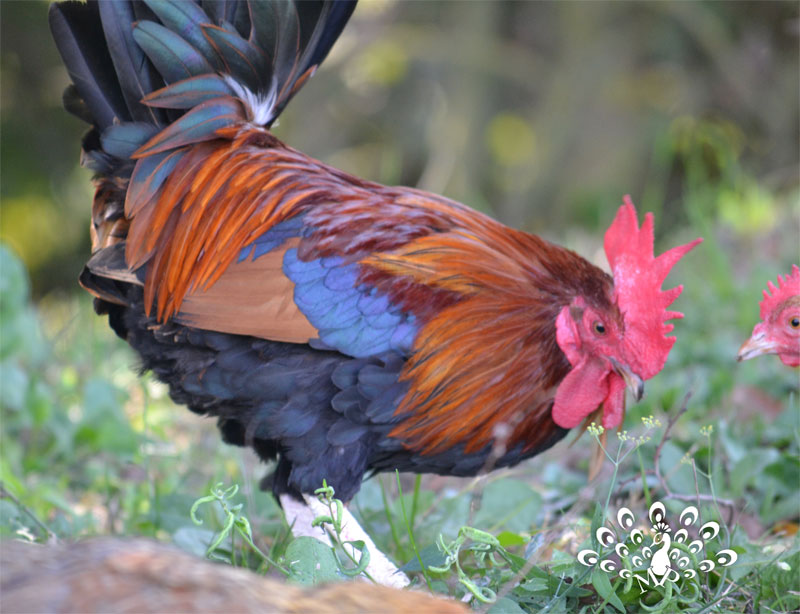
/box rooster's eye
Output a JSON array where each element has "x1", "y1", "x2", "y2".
[
  {"x1": 593, "y1": 321, "x2": 607, "y2": 335},
  {"x1": 790, "y1": 317, "x2": 800, "y2": 329}
]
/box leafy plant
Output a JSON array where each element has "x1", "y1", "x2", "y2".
[
  {"x1": 190, "y1": 482, "x2": 286, "y2": 574},
  {"x1": 310, "y1": 481, "x2": 372, "y2": 579}
]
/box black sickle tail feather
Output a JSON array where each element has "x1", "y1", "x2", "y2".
[
  {"x1": 50, "y1": 1, "x2": 165, "y2": 174},
  {"x1": 50, "y1": 0, "x2": 356, "y2": 307},
  {"x1": 50, "y1": 0, "x2": 356, "y2": 175},
  {"x1": 49, "y1": 0, "x2": 357, "y2": 137}
]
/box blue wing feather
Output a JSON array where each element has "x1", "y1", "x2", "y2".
[
  {"x1": 280, "y1": 248, "x2": 419, "y2": 358},
  {"x1": 237, "y1": 220, "x2": 419, "y2": 359}
]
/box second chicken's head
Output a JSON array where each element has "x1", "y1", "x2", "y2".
[{"x1": 737, "y1": 265, "x2": 800, "y2": 367}]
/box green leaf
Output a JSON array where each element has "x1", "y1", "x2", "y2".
[
  {"x1": 337, "y1": 540, "x2": 370, "y2": 576},
  {"x1": 497, "y1": 530, "x2": 526, "y2": 548},
  {"x1": 502, "y1": 550, "x2": 529, "y2": 573},
  {"x1": 487, "y1": 597, "x2": 526, "y2": 613},
  {"x1": 0, "y1": 361, "x2": 28, "y2": 411},
  {"x1": 730, "y1": 449, "x2": 780, "y2": 496},
  {"x1": 311, "y1": 515, "x2": 333, "y2": 527},
  {"x1": 428, "y1": 579, "x2": 450, "y2": 594},
  {"x1": 0, "y1": 499, "x2": 25, "y2": 536},
  {"x1": 590, "y1": 503, "x2": 605, "y2": 550},
  {"x1": 519, "y1": 578, "x2": 549, "y2": 593},
  {"x1": 591, "y1": 568, "x2": 625, "y2": 613},
  {"x1": 28, "y1": 380, "x2": 53, "y2": 426},
  {"x1": 0, "y1": 245, "x2": 29, "y2": 312},
  {"x1": 0, "y1": 457, "x2": 25, "y2": 495},
  {"x1": 400, "y1": 542, "x2": 447, "y2": 573},
  {"x1": 285, "y1": 537, "x2": 340, "y2": 586},
  {"x1": 173, "y1": 526, "x2": 216, "y2": 557},
  {"x1": 759, "y1": 550, "x2": 800, "y2": 611},
  {"x1": 473, "y1": 479, "x2": 542, "y2": 533}
]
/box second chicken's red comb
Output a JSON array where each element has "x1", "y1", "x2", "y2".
[{"x1": 759, "y1": 265, "x2": 800, "y2": 320}]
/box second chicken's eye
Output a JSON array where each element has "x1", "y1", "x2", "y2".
[
  {"x1": 790, "y1": 316, "x2": 800, "y2": 329},
  {"x1": 593, "y1": 321, "x2": 607, "y2": 335}
]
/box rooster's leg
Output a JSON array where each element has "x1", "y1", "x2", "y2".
[{"x1": 279, "y1": 494, "x2": 410, "y2": 589}]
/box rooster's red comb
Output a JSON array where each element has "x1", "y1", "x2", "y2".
[
  {"x1": 604, "y1": 196, "x2": 703, "y2": 379},
  {"x1": 759, "y1": 265, "x2": 800, "y2": 320}
]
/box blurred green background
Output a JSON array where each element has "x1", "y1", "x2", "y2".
[
  {"x1": 2, "y1": 0, "x2": 797, "y2": 296},
  {"x1": 1, "y1": 2, "x2": 799, "y2": 609}
]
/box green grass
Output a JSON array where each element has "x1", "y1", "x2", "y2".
[{"x1": 1, "y1": 148, "x2": 798, "y2": 611}]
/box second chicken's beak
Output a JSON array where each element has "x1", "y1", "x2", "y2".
[
  {"x1": 610, "y1": 358, "x2": 645, "y2": 401},
  {"x1": 737, "y1": 331, "x2": 777, "y2": 362}
]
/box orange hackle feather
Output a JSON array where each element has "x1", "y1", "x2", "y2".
[
  {"x1": 377, "y1": 224, "x2": 610, "y2": 454},
  {"x1": 125, "y1": 127, "x2": 369, "y2": 320}
]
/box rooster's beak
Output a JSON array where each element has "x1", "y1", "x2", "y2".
[
  {"x1": 737, "y1": 331, "x2": 778, "y2": 362},
  {"x1": 610, "y1": 358, "x2": 645, "y2": 401}
]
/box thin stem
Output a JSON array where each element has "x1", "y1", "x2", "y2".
[
  {"x1": 653, "y1": 392, "x2": 691, "y2": 482},
  {"x1": 410, "y1": 474, "x2": 421, "y2": 531},
  {"x1": 237, "y1": 525, "x2": 288, "y2": 575},
  {"x1": 379, "y1": 476, "x2": 406, "y2": 559},
  {"x1": 0, "y1": 482, "x2": 57, "y2": 542},
  {"x1": 649, "y1": 395, "x2": 736, "y2": 514},
  {"x1": 395, "y1": 471, "x2": 431, "y2": 586},
  {"x1": 636, "y1": 447, "x2": 652, "y2": 508}
]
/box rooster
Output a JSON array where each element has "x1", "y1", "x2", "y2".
[
  {"x1": 49, "y1": 0, "x2": 701, "y2": 585},
  {"x1": 738, "y1": 265, "x2": 800, "y2": 367}
]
